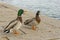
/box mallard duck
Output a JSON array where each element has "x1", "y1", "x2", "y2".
[
  {"x1": 24, "y1": 11, "x2": 41, "y2": 30},
  {"x1": 4, "y1": 9, "x2": 25, "y2": 35}
]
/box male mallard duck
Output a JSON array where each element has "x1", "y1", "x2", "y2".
[
  {"x1": 24, "y1": 11, "x2": 41, "y2": 30},
  {"x1": 4, "y1": 9, "x2": 25, "y2": 35}
]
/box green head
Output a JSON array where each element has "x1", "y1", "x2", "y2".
[{"x1": 18, "y1": 9, "x2": 24, "y2": 16}]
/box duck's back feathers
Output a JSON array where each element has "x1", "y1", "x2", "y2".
[
  {"x1": 4, "y1": 19, "x2": 17, "y2": 30},
  {"x1": 24, "y1": 18, "x2": 34, "y2": 25},
  {"x1": 24, "y1": 18, "x2": 39, "y2": 26}
]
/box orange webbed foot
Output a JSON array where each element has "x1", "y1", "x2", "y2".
[
  {"x1": 13, "y1": 30, "x2": 20, "y2": 36},
  {"x1": 32, "y1": 25, "x2": 36, "y2": 30}
]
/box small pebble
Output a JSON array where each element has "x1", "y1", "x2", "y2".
[{"x1": 48, "y1": 31, "x2": 51, "y2": 32}]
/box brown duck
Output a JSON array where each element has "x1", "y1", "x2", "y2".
[{"x1": 24, "y1": 11, "x2": 41, "y2": 30}]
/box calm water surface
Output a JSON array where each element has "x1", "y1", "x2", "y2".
[{"x1": 0, "y1": 0, "x2": 60, "y2": 20}]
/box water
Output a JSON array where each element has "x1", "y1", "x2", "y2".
[{"x1": 0, "y1": 0, "x2": 60, "y2": 20}]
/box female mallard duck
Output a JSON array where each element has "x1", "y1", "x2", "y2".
[
  {"x1": 4, "y1": 9, "x2": 25, "y2": 35},
  {"x1": 24, "y1": 11, "x2": 41, "y2": 30}
]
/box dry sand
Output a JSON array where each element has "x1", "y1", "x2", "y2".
[{"x1": 0, "y1": 3, "x2": 60, "y2": 40}]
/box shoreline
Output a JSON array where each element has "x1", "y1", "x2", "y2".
[{"x1": 0, "y1": 2, "x2": 60, "y2": 20}]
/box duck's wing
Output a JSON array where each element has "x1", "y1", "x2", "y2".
[
  {"x1": 4, "y1": 18, "x2": 17, "y2": 30},
  {"x1": 24, "y1": 18, "x2": 35, "y2": 25}
]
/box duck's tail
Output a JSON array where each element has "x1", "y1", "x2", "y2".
[{"x1": 4, "y1": 29, "x2": 10, "y2": 33}]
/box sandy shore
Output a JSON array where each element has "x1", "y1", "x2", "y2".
[{"x1": 0, "y1": 3, "x2": 60, "y2": 40}]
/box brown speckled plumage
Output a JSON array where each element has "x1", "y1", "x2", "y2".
[{"x1": 24, "y1": 11, "x2": 41, "y2": 27}]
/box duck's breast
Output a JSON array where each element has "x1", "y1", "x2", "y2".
[{"x1": 14, "y1": 21, "x2": 22, "y2": 30}]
